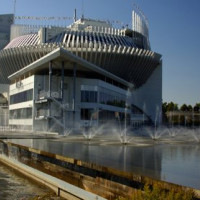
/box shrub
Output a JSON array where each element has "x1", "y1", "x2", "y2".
[
  {"x1": 117, "y1": 183, "x2": 196, "y2": 200},
  {"x1": 135, "y1": 183, "x2": 195, "y2": 200}
]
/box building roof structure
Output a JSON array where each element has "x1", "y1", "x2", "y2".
[{"x1": 0, "y1": 17, "x2": 161, "y2": 88}]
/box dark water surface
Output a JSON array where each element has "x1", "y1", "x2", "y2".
[
  {"x1": 5, "y1": 137, "x2": 200, "y2": 190},
  {"x1": 0, "y1": 162, "x2": 52, "y2": 200}
]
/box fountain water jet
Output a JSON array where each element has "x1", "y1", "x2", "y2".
[
  {"x1": 119, "y1": 87, "x2": 132, "y2": 145},
  {"x1": 63, "y1": 128, "x2": 72, "y2": 136}
]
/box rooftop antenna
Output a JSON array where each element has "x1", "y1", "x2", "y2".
[
  {"x1": 81, "y1": 0, "x2": 84, "y2": 19},
  {"x1": 74, "y1": 9, "x2": 77, "y2": 22},
  {"x1": 13, "y1": 0, "x2": 16, "y2": 23},
  {"x1": 13, "y1": 0, "x2": 16, "y2": 14}
]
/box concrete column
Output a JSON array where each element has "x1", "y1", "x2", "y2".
[
  {"x1": 73, "y1": 63, "x2": 76, "y2": 128},
  {"x1": 48, "y1": 61, "x2": 52, "y2": 130},
  {"x1": 49, "y1": 61, "x2": 52, "y2": 98},
  {"x1": 61, "y1": 61, "x2": 65, "y2": 133},
  {"x1": 61, "y1": 61, "x2": 64, "y2": 101}
]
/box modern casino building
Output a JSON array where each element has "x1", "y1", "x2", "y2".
[{"x1": 0, "y1": 10, "x2": 162, "y2": 133}]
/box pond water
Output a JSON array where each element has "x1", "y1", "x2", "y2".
[{"x1": 5, "y1": 135, "x2": 200, "y2": 190}]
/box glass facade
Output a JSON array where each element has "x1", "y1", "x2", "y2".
[
  {"x1": 131, "y1": 104, "x2": 143, "y2": 114},
  {"x1": 99, "y1": 92, "x2": 126, "y2": 108},
  {"x1": 10, "y1": 89, "x2": 33, "y2": 105},
  {"x1": 81, "y1": 89, "x2": 127, "y2": 108},
  {"x1": 81, "y1": 108, "x2": 130, "y2": 125},
  {"x1": 81, "y1": 109, "x2": 98, "y2": 120},
  {"x1": 9, "y1": 108, "x2": 32, "y2": 119},
  {"x1": 99, "y1": 110, "x2": 130, "y2": 124},
  {"x1": 80, "y1": 86, "x2": 130, "y2": 123},
  {"x1": 81, "y1": 90, "x2": 97, "y2": 103}
]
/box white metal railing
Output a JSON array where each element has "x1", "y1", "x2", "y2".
[
  {"x1": 37, "y1": 90, "x2": 61, "y2": 100},
  {"x1": 35, "y1": 109, "x2": 49, "y2": 119},
  {"x1": 48, "y1": 96, "x2": 71, "y2": 111},
  {"x1": 0, "y1": 126, "x2": 16, "y2": 132}
]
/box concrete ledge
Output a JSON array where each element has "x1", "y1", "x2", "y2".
[{"x1": 0, "y1": 154, "x2": 106, "y2": 200}]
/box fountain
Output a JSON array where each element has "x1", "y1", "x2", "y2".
[
  {"x1": 82, "y1": 110, "x2": 101, "y2": 141},
  {"x1": 63, "y1": 128, "x2": 72, "y2": 136},
  {"x1": 145, "y1": 105, "x2": 163, "y2": 141},
  {"x1": 192, "y1": 128, "x2": 200, "y2": 143},
  {"x1": 82, "y1": 128, "x2": 93, "y2": 141},
  {"x1": 120, "y1": 105, "x2": 128, "y2": 145},
  {"x1": 119, "y1": 88, "x2": 133, "y2": 145},
  {"x1": 40, "y1": 86, "x2": 194, "y2": 146},
  {"x1": 4, "y1": 103, "x2": 200, "y2": 198},
  {"x1": 82, "y1": 126, "x2": 102, "y2": 141}
]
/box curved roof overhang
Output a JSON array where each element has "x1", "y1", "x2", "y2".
[
  {"x1": 0, "y1": 42, "x2": 161, "y2": 87},
  {"x1": 8, "y1": 47, "x2": 134, "y2": 89}
]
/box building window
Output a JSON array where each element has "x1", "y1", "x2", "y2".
[
  {"x1": 99, "y1": 92, "x2": 126, "y2": 108},
  {"x1": 98, "y1": 110, "x2": 130, "y2": 125},
  {"x1": 81, "y1": 109, "x2": 98, "y2": 120},
  {"x1": 9, "y1": 108, "x2": 32, "y2": 119},
  {"x1": 10, "y1": 89, "x2": 33, "y2": 105},
  {"x1": 81, "y1": 109, "x2": 92, "y2": 120},
  {"x1": 81, "y1": 91, "x2": 97, "y2": 103}
]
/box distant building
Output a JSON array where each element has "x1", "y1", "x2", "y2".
[
  {"x1": 0, "y1": 14, "x2": 13, "y2": 126},
  {"x1": 0, "y1": 14, "x2": 13, "y2": 50},
  {"x1": 0, "y1": 10, "x2": 162, "y2": 133}
]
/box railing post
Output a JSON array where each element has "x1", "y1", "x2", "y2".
[
  {"x1": 49, "y1": 61, "x2": 52, "y2": 98},
  {"x1": 48, "y1": 61, "x2": 52, "y2": 130},
  {"x1": 73, "y1": 62, "x2": 76, "y2": 129},
  {"x1": 61, "y1": 61, "x2": 64, "y2": 101},
  {"x1": 58, "y1": 188, "x2": 60, "y2": 196},
  {"x1": 61, "y1": 61, "x2": 65, "y2": 133}
]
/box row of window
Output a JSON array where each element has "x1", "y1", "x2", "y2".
[
  {"x1": 10, "y1": 89, "x2": 33, "y2": 105},
  {"x1": 99, "y1": 92, "x2": 126, "y2": 108},
  {"x1": 81, "y1": 90, "x2": 127, "y2": 108},
  {"x1": 81, "y1": 91, "x2": 98, "y2": 103},
  {"x1": 9, "y1": 107, "x2": 131, "y2": 122},
  {"x1": 81, "y1": 108, "x2": 130, "y2": 124},
  {"x1": 99, "y1": 110, "x2": 130, "y2": 122},
  {"x1": 81, "y1": 109, "x2": 97, "y2": 120},
  {"x1": 9, "y1": 108, "x2": 32, "y2": 119}
]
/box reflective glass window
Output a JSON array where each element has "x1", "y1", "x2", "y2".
[
  {"x1": 10, "y1": 89, "x2": 33, "y2": 105},
  {"x1": 81, "y1": 90, "x2": 98, "y2": 103},
  {"x1": 9, "y1": 108, "x2": 32, "y2": 119}
]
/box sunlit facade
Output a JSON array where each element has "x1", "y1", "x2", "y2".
[{"x1": 0, "y1": 10, "x2": 162, "y2": 133}]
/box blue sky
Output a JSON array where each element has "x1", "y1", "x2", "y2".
[{"x1": 0, "y1": 0, "x2": 200, "y2": 106}]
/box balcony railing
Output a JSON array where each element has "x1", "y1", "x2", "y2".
[
  {"x1": 36, "y1": 90, "x2": 61, "y2": 100},
  {"x1": 35, "y1": 109, "x2": 49, "y2": 120}
]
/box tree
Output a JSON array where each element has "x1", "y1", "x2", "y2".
[
  {"x1": 194, "y1": 103, "x2": 200, "y2": 112},
  {"x1": 166, "y1": 102, "x2": 178, "y2": 112},
  {"x1": 188, "y1": 105, "x2": 193, "y2": 111},
  {"x1": 180, "y1": 104, "x2": 188, "y2": 111},
  {"x1": 162, "y1": 102, "x2": 168, "y2": 114}
]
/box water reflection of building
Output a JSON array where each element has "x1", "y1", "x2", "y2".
[
  {"x1": 32, "y1": 140, "x2": 162, "y2": 180},
  {"x1": 0, "y1": 9, "x2": 162, "y2": 133}
]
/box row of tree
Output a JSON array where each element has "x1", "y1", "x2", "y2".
[
  {"x1": 162, "y1": 102, "x2": 200, "y2": 113},
  {"x1": 162, "y1": 102, "x2": 200, "y2": 126}
]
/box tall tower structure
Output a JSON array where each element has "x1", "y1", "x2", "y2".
[
  {"x1": 132, "y1": 7, "x2": 150, "y2": 50},
  {"x1": 0, "y1": 14, "x2": 14, "y2": 50}
]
